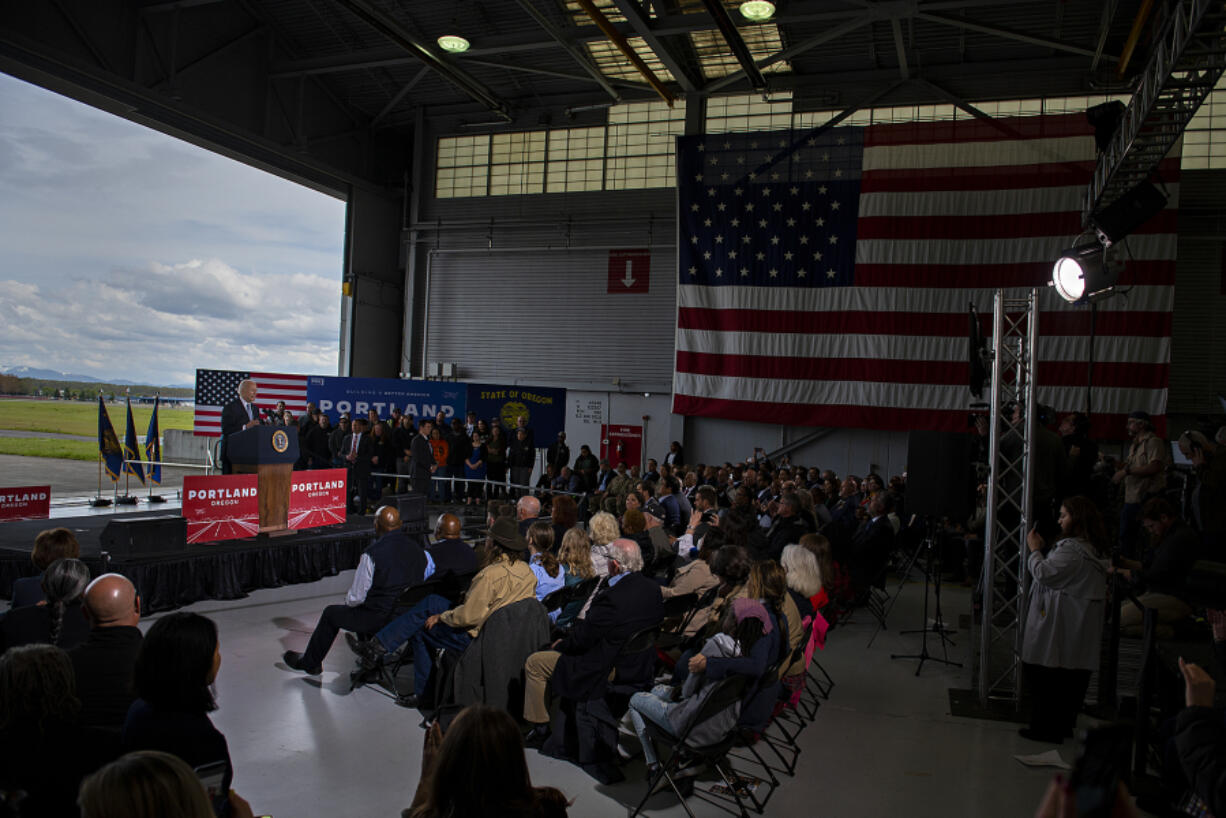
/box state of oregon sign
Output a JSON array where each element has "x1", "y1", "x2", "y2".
[{"x1": 271, "y1": 430, "x2": 290, "y2": 453}]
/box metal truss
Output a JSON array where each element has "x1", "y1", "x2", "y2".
[
  {"x1": 1085, "y1": 0, "x2": 1226, "y2": 217},
  {"x1": 977, "y1": 289, "x2": 1038, "y2": 705}
]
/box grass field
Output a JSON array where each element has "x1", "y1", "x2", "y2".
[
  {"x1": 0, "y1": 437, "x2": 98, "y2": 461},
  {"x1": 0, "y1": 399, "x2": 194, "y2": 437},
  {"x1": 0, "y1": 399, "x2": 195, "y2": 461}
]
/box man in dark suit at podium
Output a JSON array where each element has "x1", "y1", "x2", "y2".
[
  {"x1": 220, "y1": 379, "x2": 262, "y2": 474},
  {"x1": 342, "y1": 417, "x2": 374, "y2": 514}
]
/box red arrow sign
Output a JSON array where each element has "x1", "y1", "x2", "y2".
[{"x1": 607, "y1": 249, "x2": 650, "y2": 294}]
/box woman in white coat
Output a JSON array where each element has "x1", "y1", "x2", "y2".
[{"x1": 1020, "y1": 495, "x2": 1111, "y2": 743}]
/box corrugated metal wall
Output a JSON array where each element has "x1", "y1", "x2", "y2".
[{"x1": 423, "y1": 243, "x2": 676, "y2": 387}]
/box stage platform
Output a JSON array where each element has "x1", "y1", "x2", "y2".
[{"x1": 0, "y1": 510, "x2": 375, "y2": 614}]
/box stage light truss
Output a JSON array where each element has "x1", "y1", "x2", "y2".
[{"x1": 976, "y1": 289, "x2": 1038, "y2": 706}]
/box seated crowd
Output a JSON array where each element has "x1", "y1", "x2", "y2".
[{"x1": 5, "y1": 417, "x2": 1226, "y2": 817}]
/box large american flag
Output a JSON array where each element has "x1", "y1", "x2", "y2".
[
  {"x1": 672, "y1": 113, "x2": 1177, "y2": 437},
  {"x1": 193, "y1": 369, "x2": 310, "y2": 436}
]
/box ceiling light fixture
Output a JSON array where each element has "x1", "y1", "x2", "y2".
[
  {"x1": 739, "y1": 1, "x2": 776, "y2": 21},
  {"x1": 437, "y1": 35, "x2": 470, "y2": 53}
]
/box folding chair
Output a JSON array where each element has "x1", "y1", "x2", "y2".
[
  {"x1": 724, "y1": 662, "x2": 785, "y2": 811},
  {"x1": 348, "y1": 570, "x2": 475, "y2": 698},
  {"x1": 629, "y1": 674, "x2": 756, "y2": 818},
  {"x1": 541, "y1": 576, "x2": 600, "y2": 640},
  {"x1": 656, "y1": 587, "x2": 718, "y2": 654},
  {"x1": 545, "y1": 623, "x2": 664, "y2": 782}
]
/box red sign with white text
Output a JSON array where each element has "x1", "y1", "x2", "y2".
[
  {"x1": 182, "y1": 474, "x2": 259, "y2": 543},
  {"x1": 600, "y1": 424, "x2": 643, "y2": 471},
  {"x1": 289, "y1": 469, "x2": 347, "y2": 529},
  {"x1": 607, "y1": 249, "x2": 650, "y2": 294},
  {"x1": 0, "y1": 486, "x2": 51, "y2": 521}
]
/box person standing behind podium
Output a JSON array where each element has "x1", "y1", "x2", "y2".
[
  {"x1": 411, "y1": 418, "x2": 436, "y2": 496},
  {"x1": 219, "y1": 380, "x2": 263, "y2": 474}
]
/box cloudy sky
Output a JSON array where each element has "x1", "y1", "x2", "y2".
[{"x1": 0, "y1": 72, "x2": 346, "y2": 387}]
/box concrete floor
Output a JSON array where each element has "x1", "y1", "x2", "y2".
[
  {"x1": 152, "y1": 572, "x2": 1070, "y2": 818},
  {"x1": 0, "y1": 453, "x2": 196, "y2": 514}
]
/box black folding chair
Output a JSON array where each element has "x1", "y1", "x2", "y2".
[
  {"x1": 348, "y1": 570, "x2": 475, "y2": 697},
  {"x1": 724, "y1": 661, "x2": 785, "y2": 812},
  {"x1": 541, "y1": 575, "x2": 599, "y2": 614},
  {"x1": 656, "y1": 586, "x2": 719, "y2": 653},
  {"x1": 630, "y1": 674, "x2": 754, "y2": 818}
]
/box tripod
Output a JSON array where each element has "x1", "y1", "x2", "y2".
[
  {"x1": 866, "y1": 518, "x2": 929, "y2": 648},
  {"x1": 892, "y1": 521, "x2": 961, "y2": 676}
]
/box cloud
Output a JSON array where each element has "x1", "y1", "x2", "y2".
[
  {"x1": 0, "y1": 73, "x2": 346, "y2": 286},
  {"x1": 0, "y1": 258, "x2": 341, "y2": 385},
  {"x1": 0, "y1": 72, "x2": 349, "y2": 386}
]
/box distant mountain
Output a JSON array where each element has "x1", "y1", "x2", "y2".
[{"x1": 1, "y1": 366, "x2": 193, "y2": 390}]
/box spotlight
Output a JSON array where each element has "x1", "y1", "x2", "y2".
[{"x1": 1051, "y1": 241, "x2": 1118, "y2": 303}]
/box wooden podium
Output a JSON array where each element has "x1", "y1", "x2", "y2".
[{"x1": 228, "y1": 426, "x2": 299, "y2": 534}]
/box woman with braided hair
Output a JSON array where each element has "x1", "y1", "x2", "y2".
[{"x1": 0, "y1": 558, "x2": 91, "y2": 653}]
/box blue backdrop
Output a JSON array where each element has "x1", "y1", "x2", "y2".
[
  {"x1": 465, "y1": 383, "x2": 566, "y2": 445},
  {"x1": 307, "y1": 377, "x2": 466, "y2": 423}
]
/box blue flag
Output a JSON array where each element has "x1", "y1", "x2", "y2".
[
  {"x1": 144, "y1": 396, "x2": 161, "y2": 485},
  {"x1": 123, "y1": 398, "x2": 145, "y2": 485},
  {"x1": 97, "y1": 397, "x2": 124, "y2": 481}
]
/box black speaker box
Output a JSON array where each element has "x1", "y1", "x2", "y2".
[
  {"x1": 905, "y1": 431, "x2": 974, "y2": 522},
  {"x1": 100, "y1": 515, "x2": 187, "y2": 559},
  {"x1": 1090, "y1": 181, "x2": 1167, "y2": 244},
  {"x1": 382, "y1": 493, "x2": 428, "y2": 529}
]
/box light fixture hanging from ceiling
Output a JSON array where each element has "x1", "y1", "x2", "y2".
[
  {"x1": 437, "y1": 34, "x2": 470, "y2": 53},
  {"x1": 739, "y1": 1, "x2": 776, "y2": 22}
]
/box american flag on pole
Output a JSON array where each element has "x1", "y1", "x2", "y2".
[
  {"x1": 193, "y1": 369, "x2": 310, "y2": 436},
  {"x1": 672, "y1": 113, "x2": 1177, "y2": 437}
]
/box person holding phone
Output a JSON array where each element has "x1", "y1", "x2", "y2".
[{"x1": 1020, "y1": 497, "x2": 1111, "y2": 744}]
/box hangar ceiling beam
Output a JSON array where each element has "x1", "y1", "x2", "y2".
[
  {"x1": 514, "y1": 0, "x2": 621, "y2": 102},
  {"x1": 707, "y1": 15, "x2": 873, "y2": 92},
  {"x1": 1085, "y1": 0, "x2": 1226, "y2": 215},
  {"x1": 607, "y1": 0, "x2": 702, "y2": 93},
  {"x1": 698, "y1": 0, "x2": 768, "y2": 92},
  {"x1": 916, "y1": 12, "x2": 1117, "y2": 61},
  {"x1": 334, "y1": 0, "x2": 511, "y2": 120}
]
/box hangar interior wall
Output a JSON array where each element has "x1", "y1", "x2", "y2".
[{"x1": 404, "y1": 130, "x2": 1225, "y2": 474}]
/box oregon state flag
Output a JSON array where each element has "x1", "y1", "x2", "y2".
[
  {"x1": 123, "y1": 398, "x2": 145, "y2": 485},
  {"x1": 144, "y1": 396, "x2": 161, "y2": 485},
  {"x1": 97, "y1": 397, "x2": 124, "y2": 481}
]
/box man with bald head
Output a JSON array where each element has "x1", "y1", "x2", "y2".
[
  {"x1": 220, "y1": 379, "x2": 263, "y2": 474},
  {"x1": 284, "y1": 505, "x2": 431, "y2": 675},
  {"x1": 69, "y1": 573, "x2": 143, "y2": 729},
  {"x1": 428, "y1": 513, "x2": 478, "y2": 578},
  {"x1": 517, "y1": 495, "x2": 543, "y2": 536}
]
